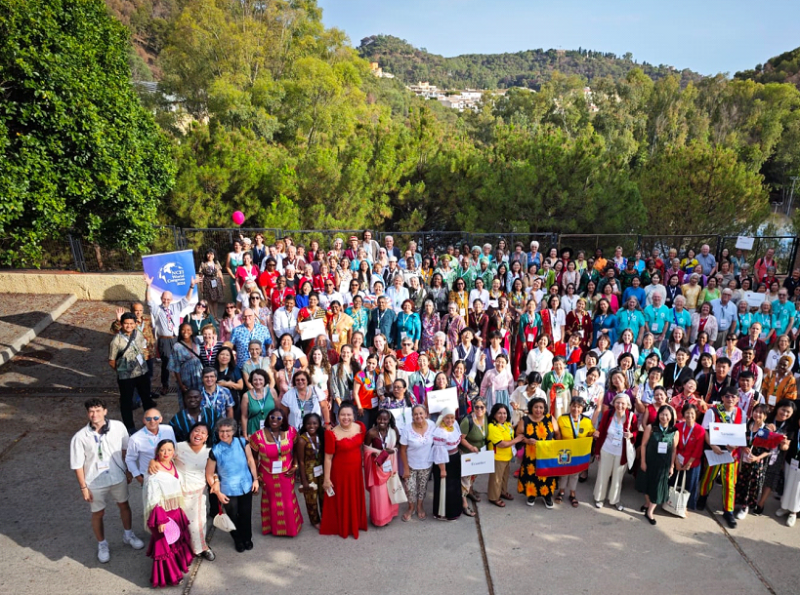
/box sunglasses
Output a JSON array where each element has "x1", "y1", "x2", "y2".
[
  {"x1": 250, "y1": 297, "x2": 260, "y2": 301},
  {"x1": 197, "y1": 304, "x2": 207, "y2": 309},
  {"x1": 226, "y1": 306, "x2": 236, "y2": 310},
  {"x1": 145, "y1": 416, "x2": 161, "y2": 422},
  {"x1": 474, "y1": 406, "x2": 486, "y2": 410}
]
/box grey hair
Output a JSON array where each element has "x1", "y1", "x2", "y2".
[
  {"x1": 215, "y1": 418, "x2": 239, "y2": 435},
  {"x1": 433, "y1": 331, "x2": 447, "y2": 341}
]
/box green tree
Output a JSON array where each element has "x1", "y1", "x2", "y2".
[
  {"x1": 0, "y1": 0, "x2": 174, "y2": 266},
  {"x1": 636, "y1": 141, "x2": 769, "y2": 236}
]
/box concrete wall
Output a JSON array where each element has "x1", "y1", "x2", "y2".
[
  {"x1": 0, "y1": 271, "x2": 239, "y2": 302},
  {"x1": 0, "y1": 271, "x2": 151, "y2": 301}
]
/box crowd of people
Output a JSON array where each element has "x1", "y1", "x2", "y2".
[{"x1": 76, "y1": 232, "x2": 800, "y2": 586}]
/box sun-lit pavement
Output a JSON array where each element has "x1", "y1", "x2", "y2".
[{"x1": 0, "y1": 300, "x2": 797, "y2": 595}]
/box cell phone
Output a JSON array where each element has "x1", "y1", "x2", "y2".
[{"x1": 325, "y1": 486, "x2": 335, "y2": 497}]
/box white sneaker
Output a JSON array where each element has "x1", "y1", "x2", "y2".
[
  {"x1": 735, "y1": 507, "x2": 748, "y2": 520},
  {"x1": 595, "y1": 501, "x2": 603, "y2": 509},
  {"x1": 97, "y1": 542, "x2": 110, "y2": 563},
  {"x1": 788, "y1": 514, "x2": 797, "y2": 528},
  {"x1": 123, "y1": 532, "x2": 144, "y2": 550},
  {"x1": 776, "y1": 508, "x2": 789, "y2": 517}
]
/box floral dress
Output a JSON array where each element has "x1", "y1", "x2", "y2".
[
  {"x1": 517, "y1": 414, "x2": 558, "y2": 498},
  {"x1": 199, "y1": 261, "x2": 223, "y2": 302},
  {"x1": 420, "y1": 312, "x2": 441, "y2": 352},
  {"x1": 735, "y1": 423, "x2": 770, "y2": 509}
]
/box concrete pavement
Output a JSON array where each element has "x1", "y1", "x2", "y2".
[{"x1": 1, "y1": 299, "x2": 798, "y2": 595}]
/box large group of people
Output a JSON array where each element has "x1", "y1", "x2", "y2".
[{"x1": 80, "y1": 232, "x2": 800, "y2": 585}]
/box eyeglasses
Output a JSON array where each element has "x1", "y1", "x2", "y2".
[
  {"x1": 145, "y1": 416, "x2": 161, "y2": 422},
  {"x1": 197, "y1": 304, "x2": 207, "y2": 309},
  {"x1": 474, "y1": 406, "x2": 486, "y2": 410},
  {"x1": 250, "y1": 297, "x2": 259, "y2": 301},
  {"x1": 226, "y1": 306, "x2": 236, "y2": 310}
]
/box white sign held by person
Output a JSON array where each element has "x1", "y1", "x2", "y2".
[
  {"x1": 427, "y1": 387, "x2": 458, "y2": 414},
  {"x1": 735, "y1": 237, "x2": 755, "y2": 250},
  {"x1": 299, "y1": 318, "x2": 326, "y2": 341},
  {"x1": 461, "y1": 450, "x2": 495, "y2": 476},
  {"x1": 709, "y1": 422, "x2": 747, "y2": 447},
  {"x1": 742, "y1": 291, "x2": 766, "y2": 308}
]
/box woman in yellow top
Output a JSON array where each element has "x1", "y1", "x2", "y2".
[
  {"x1": 556, "y1": 397, "x2": 596, "y2": 508},
  {"x1": 486, "y1": 403, "x2": 523, "y2": 507},
  {"x1": 681, "y1": 274, "x2": 702, "y2": 312}
]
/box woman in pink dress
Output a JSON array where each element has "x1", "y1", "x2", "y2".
[
  {"x1": 363, "y1": 410, "x2": 400, "y2": 526},
  {"x1": 248, "y1": 408, "x2": 303, "y2": 537},
  {"x1": 321, "y1": 402, "x2": 368, "y2": 538},
  {"x1": 144, "y1": 440, "x2": 193, "y2": 588}
]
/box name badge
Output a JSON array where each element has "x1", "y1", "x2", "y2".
[
  {"x1": 96, "y1": 460, "x2": 110, "y2": 473},
  {"x1": 657, "y1": 442, "x2": 668, "y2": 454},
  {"x1": 460, "y1": 308, "x2": 466, "y2": 317},
  {"x1": 271, "y1": 461, "x2": 283, "y2": 474},
  {"x1": 768, "y1": 395, "x2": 777, "y2": 406},
  {"x1": 501, "y1": 329, "x2": 508, "y2": 338},
  {"x1": 210, "y1": 279, "x2": 217, "y2": 288},
  {"x1": 382, "y1": 459, "x2": 392, "y2": 473},
  {"x1": 676, "y1": 454, "x2": 685, "y2": 466},
  {"x1": 401, "y1": 331, "x2": 408, "y2": 340},
  {"x1": 332, "y1": 333, "x2": 339, "y2": 343},
  {"x1": 313, "y1": 465, "x2": 324, "y2": 477},
  {"x1": 371, "y1": 397, "x2": 379, "y2": 408},
  {"x1": 259, "y1": 419, "x2": 265, "y2": 430},
  {"x1": 651, "y1": 323, "x2": 659, "y2": 331},
  {"x1": 136, "y1": 354, "x2": 145, "y2": 366},
  {"x1": 527, "y1": 333, "x2": 535, "y2": 342}
]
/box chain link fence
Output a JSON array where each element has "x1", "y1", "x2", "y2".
[{"x1": 5, "y1": 228, "x2": 799, "y2": 276}]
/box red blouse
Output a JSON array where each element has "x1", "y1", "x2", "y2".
[{"x1": 675, "y1": 421, "x2": 705, "y2": 469}]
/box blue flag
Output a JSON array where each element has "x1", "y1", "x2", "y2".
[{"x1": 142, "y1": 250, "x2": 197, "y2": 307}]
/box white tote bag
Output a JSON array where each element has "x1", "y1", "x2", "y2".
[
  {"x1": 662, "y1": 470, "x2": 689, "y2": 518},
  {"x1": 212, "y1": 505, "x2": 237, "y2": 532},
  {"x1": 387, "y1": 473, "x2": 408, "y2": 505}
]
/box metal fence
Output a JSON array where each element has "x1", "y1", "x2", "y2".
[{"x1": 7, "y1": 228, "x2": 800, "y2": 276}]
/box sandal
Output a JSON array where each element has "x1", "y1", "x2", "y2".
[
  {"x1": 462, "y1": 505, "x2": 476, "y2": 517},
  {"x1": 578, "y1": 471, "x2": 589, "y2": 483},
  {"x1": 467, "y1": 490, "x2": 481, "y2": 503},
  {"x1": 570, "y1": 494, "x2": 579, "y2": 508},
  {"x1": 402, "y1": 511, "x2": 413, "y2": 522},
  {"x1": 555, "y1": 492, "x2": 564, "y2": 504},
  {"x1": 501, "y1": 492, "x2": 514, "y2": 501},
  {"x1": 417, "y1": 510, "x2": 427, "y2": 520},
  {"x1": 489, "y1": 499, "x2": 506, "y2": 508}
]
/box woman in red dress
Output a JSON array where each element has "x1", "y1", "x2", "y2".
[{"x1": 320, "y1": 402, "x2": 368, "y2": 539}]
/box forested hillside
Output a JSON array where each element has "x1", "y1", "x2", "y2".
[
  {"x1": 2, "y1": 0, "x2": 800, "y2": 267},
  {"x1": 736, "y1": 47, "x2": 800, "y2": 90},
  {"x1": 358, "y1": 34, "x2": 703, "y2": 90}
]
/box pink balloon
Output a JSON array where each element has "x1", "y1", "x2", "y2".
[{"x1": 232, "y1": 211, "x2": 245, "y2": 226}]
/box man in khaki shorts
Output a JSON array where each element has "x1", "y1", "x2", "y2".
[{"x1": 70, "y1": 398, "x2": 144, "y2": 563}]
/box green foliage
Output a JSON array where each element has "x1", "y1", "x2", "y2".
[
  {"x1": 735, "y1": 47, "x2": 800, "y2": 90},
  {"x1": 359, "y1": 35, "x2": 703, "y2": 91},
  {"x1": 0, "y1": 0, "x2": 175, "y2": 266},
  {"x1": 636, "y1": 142, "x2": 769, "y2": 236}
]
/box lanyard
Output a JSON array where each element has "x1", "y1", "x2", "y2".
[
  {"x1": 269, "y1": 430, "x2": 285, "y2": 463},
  {"x1": 93, "y1": 433, "x2": 105, "y2": 460},
  {"x1": 305, "y1": 432, "x2": 319, "y2": 457},
  {"x1": 681, "y1": 423, "x2": 694, "y2": 447},
  {"x1": 203, "y1": 387, "x2": 221, "y2": 411},
  {"x1": 673, "y1": 365, "x2": 683, "y2": 384},
  {"x1": 569, "y1": 416, "x2": 580, "y2": 439}
]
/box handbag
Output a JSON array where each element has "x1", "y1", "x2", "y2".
[
  {"x1": 212, "y1": 504, "x2": 236, "y2": 532},
  {"x1": 375, "y1": 450, "x2": 390, "y2": 467},
  {"x1": 163, "y1": 517, "x2": 181, "y2": 545},
  {"x1": 624, "y1": 414, "x2": 636, "y2": 470},
  {"x1": 663, "y1": 469, "x2": 689, "y2": 518},
  {"x1": 386, "y1": 473, "x2": 408, "y2": 505}
]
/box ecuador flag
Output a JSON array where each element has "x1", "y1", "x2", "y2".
[{"x1": 534, "y1": 437, "x2": 593, "y2": 477}]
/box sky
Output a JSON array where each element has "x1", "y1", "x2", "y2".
[{"x1": 317, "y1": 0, "x2": 800, "y2": 76}]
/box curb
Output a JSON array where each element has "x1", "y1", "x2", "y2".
[{"x1": 0, "y1": 293, "x2": 77, "y2": 366}]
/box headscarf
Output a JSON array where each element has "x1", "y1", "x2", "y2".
[{"x1": 436, "y1": 407, "x2": 456, "y2": 428}]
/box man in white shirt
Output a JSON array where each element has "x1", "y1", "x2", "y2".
[
  {"x1": 318, "y1": 280, "x2": 344, "y2": 310},
  {"x1": 70, "y1": 399, "x2": 143, "y2": 563},
  {"x1": 273, "y1": 293, "x2": 300, "y2": 343},
  {"x1": 124, "y1": 408, "x2": 176, "y2": 486},
  {"x1": 144, "y1": 273, "x2": 197, "y2": 395}
]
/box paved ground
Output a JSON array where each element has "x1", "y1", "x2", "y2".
[{"x1": 1, "y1": 299, "x2": 798, "y2": 595}]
